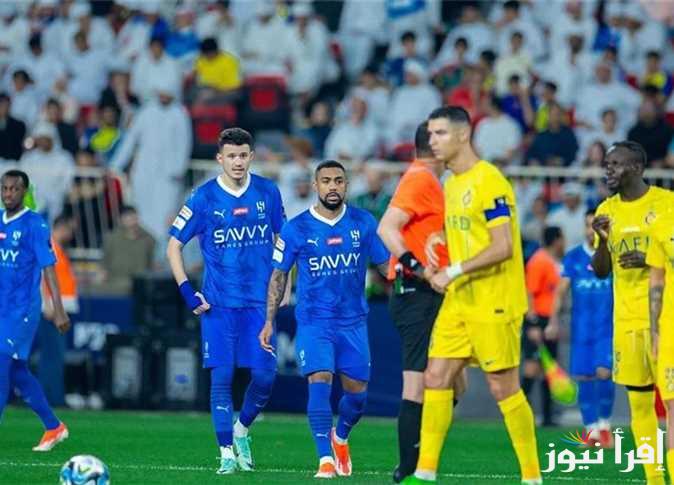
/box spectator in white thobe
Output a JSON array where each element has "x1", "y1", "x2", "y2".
[
  {"x1": 9, "y1": 70, "x2": 40, "y2": 130},
  {"x1": 386, "y1": 60, "x2": 441, "y2": 148},
  {"x1": 66, "y1": 31, "x2": 109, "y2": 105},
  {"x1": 61, "y1": 2, "x2": 115, "y2": 58},
  {"x1": 20, "y1": 122, "x2": 75, "y2": 222},
  {"x1": 131, "y1": 36, "x2": 182, "y2": 104},
  {"x1": 434, "y1": 3, "x2": 494, "y2": 66},
  {"x1": 5, "y1": 34, "x2": 66, "y2": 102},
  {"x1": 546, "y1": 182, "x2": 587, "y2": 248},
  {"x1": 325, "y1": 95, "x2": 379, "y2": 162},
  {"x1": 110, "y1": 82, "x2": 192, "y2": 242},
  {"x1": 196, "y1": 0, "x2": 242, "y2": 57},
  {"x1": 240, "y1": 2, "x2": 292, "y2": 77},
  {"x1": 473, "y1": 96, "x2": 522, "y2": 165},
  {"x1": 495, "y1": 0, "x2": 545, "y2": 61},
  {"x1": 338, "y1": 0, "x2": 387, "y2": 79}
]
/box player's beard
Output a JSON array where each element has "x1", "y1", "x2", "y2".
[{"x1": 319, "y1": 193, "x2": 344, "y2": 211}]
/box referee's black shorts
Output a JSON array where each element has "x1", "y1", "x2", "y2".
[{"x1": 389, "y1": 284, "x2": 443, "y2": 372}]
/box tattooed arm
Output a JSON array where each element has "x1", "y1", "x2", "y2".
[
  {"x1": 259, "y1": 269, "x2": 289, "y2": 353},
  {"x1": 649, "y1": 266, "x2": 665, "y2": 358}
]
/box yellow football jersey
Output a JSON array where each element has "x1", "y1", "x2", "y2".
[
  {"x1": 595, "y1": 186, "x2": 674, "y2": 330},
  {"x1": 645, "y1": 209, "x2": 674, "y2": 338},
  {"x1": 442, "y1": 160, "x2": 527, "y2": 322}
]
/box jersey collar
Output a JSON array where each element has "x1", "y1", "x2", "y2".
[
  {"x1": 582, "y1": 242, "x2": 595, "y2": 257},
  {"x1": 2, "y1": 207, "x2": 29, "y2": 225},
  {"x1": 217, "y1": 173, "x2": 251, "y2": 198},
  {"x1": 309, "y1": 204, "x2": 347, "y2": 227}
]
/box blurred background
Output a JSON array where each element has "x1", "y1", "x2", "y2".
[{"x1": 1, "y1": 0, "x2": 673, "y2": 422}]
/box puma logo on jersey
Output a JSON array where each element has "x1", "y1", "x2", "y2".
[
  {"x1": 307, "y1": 238, "x2": 319, "y2": 246},
  {"x1": 213, "y1": 210, "x2": 226, "y2": 218}
]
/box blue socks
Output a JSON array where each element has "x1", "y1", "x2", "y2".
[
  {"x1": 11, "y1": 359, "x2": 60, "y2": 430},
  {"x1": 597, "y1": 378, "x2": 615, "y2": 421},
  {"x1": 239, "y1": 369, "x2": 275, "y2": 428},
  {"x1": 211, "y1": 365, "x2": 234, "y2": 447},
  {"x1": 336, "y1": 390, "x2": 367, "y2": 441},
  {"x1": 308, "y1": 382, "x2": 333, "y2": 458},
  {"x1": 577, "y1": 380, "x2": 598, "y2": 427}
]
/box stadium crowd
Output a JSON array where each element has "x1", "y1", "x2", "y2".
[{"x1": 0, "y1": 0, "x2": 674, "y2": 272}]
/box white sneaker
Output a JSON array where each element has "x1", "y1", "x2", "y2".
[{"x1": 521, "y1": 478, "x2": 543, "y2": 484}]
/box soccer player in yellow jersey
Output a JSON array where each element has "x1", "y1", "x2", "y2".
[
  {"x1": 403, "y1": 106, "x2": 541, "y2": 485},
  {"x1": 592, "y1": 141, "x2": 673, "y2": 485},
  {"x1": 646, "y1": 208, "x2": 674, "y2": 482}
]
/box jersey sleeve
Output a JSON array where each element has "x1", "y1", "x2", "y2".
[
  {"x1": 32, "y1": 218, "x2": 57, "y2": 269},
  {"x1": 272, "y1": 222, "x2": 300, "y2": 272},
  {"x1": 270, "y1": 183, "x2": 286, "y2": 234},
  {"x1": 480, "y1": 169, "x2": 514, "y2": 228},
  {"x1": 525, "y1": 257, "x2": 543, "y2": 296},
  {"x1": 390, "y1": 171, "x2": 439, "y2": 219},
  {"x1": 168, "y1": 191, "x2": 204, "y2": 244},
  {"x1": 646, "y1": 229, "x2": 667, "y2": 269},
  {"x1": 366, "y1": 215, "x2": 391, "y2": 265}
]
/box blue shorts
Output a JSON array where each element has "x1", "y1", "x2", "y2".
[
  {"x1": 295, "y1": 320, "x2": 371, "y2": 382},
  {"x1": 570, "y1": 336, "x2": 613, "y2": 377},
  {"x1": 200, "y1": 306, "x2": 277, "y2": 370},
  {"x1": 0, "y1": 306, "x2": 41, "y2": 361}
]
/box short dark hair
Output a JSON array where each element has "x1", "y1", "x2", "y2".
[
  {"x1": 504, "y1": 1, "x2": 520, "y2": 12},
  {"x1": 400, "y1": 31, "x2": 416, "y2": 43},
  {"x1": 428, "y1": 106, "x2": 471, "y2": 125},
  {"x1": 543, "y1": 226, "x2": 563, "y2": 246},
  {"x1": 608, "y1": 140, "x2": 648, "y2": 168},
  {"x1": 315, "y1": 160, "x2": 346, "y2": 178},
  {"x1": 646, "y1": 50, "x2": 661, "y2": 60},
  {"x1": 479, "y1": 49, "x2": 496, "y2": 66},
  {"x1": 511, "y1": 31, "x2": 524, "y2": 41},
  {"x1": 2, "y1": 169, "x2": 30, "y2": 188},
  {"x1": 414, "y1": 121, "x2": 432, "y2": 157},
  {"x1": 149, "y1": 34, "x2": 166, "y2": 47},
  {"x1": 46, "y1": 97, "x2": 62, "y2": 109},
  {"x1": 200, "y1": 37, "x2": 218, "y2": 54},
  {"x1": 0, "y1": 92, "x2": 9, "y2": 103},
  {"x1": 454, "y1": 37, "x2": 468, "y2": 49},
  {"x1": 585, "y1": 208, "x2": 596, "y2": 217},
  {"x1": 29, "y1": 33, "x2": 42, "y2": 50},
  {"x1": 543, "y1": 81, "x2": 557, "y2": 92},
  {"x1": 488, "y1": 94, "x2": 502, "y2": 111},
  {"x1": 218, "y1": 127, "x2": 254, "y2": 150},
  {"x1": 12, "y1": 69, "x2": 31, "y2": 83}
]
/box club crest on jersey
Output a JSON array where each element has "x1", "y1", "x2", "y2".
[
  {"x1": 12, "y1": 230, "x2": 21, "y2": 240},
  {"x1": 645, "y1": 211, "x2": 656, "y2": 225},
  {"x1": 350, "y1": 229, "x2": 360, "y2": 248},
  {"x1": 327, "y1": 237, "x2": 343, "y2": 245},
  {"x1": 256, "y1": 201, "x2": 266, "y2": 219},
  {"x1": 233, "y1": 207, "x2": 249, "y2": 216}
]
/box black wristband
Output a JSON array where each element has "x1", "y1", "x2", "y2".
[{"x1": 399, "y1": 251, "x2": 424, "y2": 278}]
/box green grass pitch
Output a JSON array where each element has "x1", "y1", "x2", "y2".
[{"x1": 0, "y1": 407, "x2": 660, "y2": 484}]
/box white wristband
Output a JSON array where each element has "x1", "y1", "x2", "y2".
[{"x1": 445, "y1": 263, "x2": 463, "y2": 280}]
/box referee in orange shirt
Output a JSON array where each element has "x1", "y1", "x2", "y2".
[{"x1": 378, "y1": 122, "x2": 464, "y2": 483}]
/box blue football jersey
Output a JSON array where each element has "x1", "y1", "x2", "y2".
[
  {"x1": 272, "y1": 205, "x2": 390, "y2": 325},
  {"x1": 561, "y1": 244, "x2": 613, "y2": 342},
  {"x1": 169, "y1": 174, "x2": 285, "y2": 308},
  {"x1": 0, "y1": 208, "x2": 56, "y2": 316}
]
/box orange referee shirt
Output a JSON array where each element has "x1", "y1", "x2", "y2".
[
  {"x1": 525, "y1": 248, "x2": 560, "y2": 318},
  {"x1": 43, "y1": 239, "x2": 78, "y2": 313},
  {"x1": 387, "y1": 160, "x2": 449, "y2": 279}
]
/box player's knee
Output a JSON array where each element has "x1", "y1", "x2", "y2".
[
  {"x1": 595, "y1": 367, "x2": 611, "y2": 380},
  {"x1": 347, "y1": 390, "x2": 367, "y2": 413},
  {"x1": 250, "y1": 368, "x2": 276, "y2": 391},
  {"x1": 307, "y1": 371, "x2": 333, "y2": 384},
  {"x1": 210, "y1": 365, "x2": 234, "y2": 391},
  {"x1": 423, "y1": 367, "x2": 450, "y2": 390}
]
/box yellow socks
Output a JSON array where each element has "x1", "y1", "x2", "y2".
[
  {"x1": 627, "y1": 390, "x2": 665, "y2": 484},
  {"x1": 667, "y1": 450, "x2": 674, "y2": 484},
  {"x1": 416, "y1": 389, "x2": 454, "y2": 477},
  {"x1": 498, "y1": 389, "x2": 541, "y2": 481}
]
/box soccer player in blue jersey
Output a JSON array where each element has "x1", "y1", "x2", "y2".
[
  {"x1": 260, "y1": 160, "x2": 390, "y2": 478},
  {"x1": 166, "y1": 128, "x2": 287, "y2": 474},
  {"x1": 0, "y1": 170, "x2": 71, "y2": 451},
  {"x1": 546, "y1": 209, "x2": 615, "y2": 446}
]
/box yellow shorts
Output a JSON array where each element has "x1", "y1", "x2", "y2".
[
  {"x1": 613, "y1": 327, "x2": 655, "y2": 387},
  {"x1": 429, "y1": 301, "x2": 522, "y2": 372},
  {"x1": 657, "y1": 328, "x2": 674, "y2": 401}
]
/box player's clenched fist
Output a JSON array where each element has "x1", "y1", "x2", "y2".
[
  {"x1": 53, "y1": 315, "x2": 71, "y2": 334},
  {"x1": 592, "y1": 215, "x2": 611, "y2": 241}
]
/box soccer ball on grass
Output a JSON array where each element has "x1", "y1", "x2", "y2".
[{"x1": 59, "y1": 455, "x2": 110, "y2": 485}]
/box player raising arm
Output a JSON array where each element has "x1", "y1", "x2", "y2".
[
  {"x1": 167, "y1": 128, "x2": 286, "y2": 475},
  {"x1": 260, "y1": 160, "x2": 390, "y2": 478},
  {"x1": 0, "y1": 170, "x2": 70, "y2": 452},
  {"x1": 591, "y1": 141, "x2": 673, "y2": 485}
]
